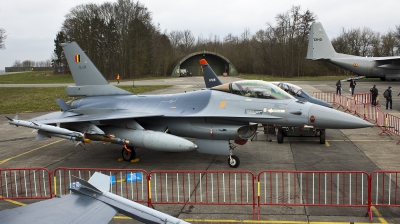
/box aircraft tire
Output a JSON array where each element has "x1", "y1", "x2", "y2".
[
  {"x1": 319, "y1": 129, "x2": 326, "y2": 144},
  {"x1": 277, "y1": 129, "x2": 284, "y2": 144},
  {"x1": 122, "y1": 146, "x2": 136, "y2": 161},
  {"x1": 380, "y1": 77, "x2": 385, "y2": 81},
  {"x1": 228, "y1": 155, "x2": 240, "y2": 168}
]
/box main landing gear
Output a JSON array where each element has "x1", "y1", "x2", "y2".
[
  {"x1": 122, "y1": 145, "x2": 136, "y2": 161},
  {"x1": 276, "y1": 128, "x2": 326, "y2": 144},
  {"x1": 318, "y1": 129, "x2": 326, "y2": 144},
  {"x1": 227, "y1": 143, "x2": 240, "y2": 168}
]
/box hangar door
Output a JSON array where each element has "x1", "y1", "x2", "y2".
[{"x1": 179, "y1": 54, "x2": 229, "y2": 76}]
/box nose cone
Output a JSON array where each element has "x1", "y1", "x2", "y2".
[{"x1": 308, "y1": 104, "x2": 373, "y2": 129}]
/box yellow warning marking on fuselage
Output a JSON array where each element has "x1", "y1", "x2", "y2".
[
  {"x1": 371, "y1": 205, "x2": 388, "y2": 224},
  {"x1": 0, "y1": 139, "x2": 64, "y2": 165}
]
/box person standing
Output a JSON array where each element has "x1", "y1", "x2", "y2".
[
  {"x1": 349, "y1": 78, "x2": 356, "y2": 96},
  {"x1": 370, "y1": 84, "x2": 378, "y2": 106},
  {"x1": 385, "y1": 86, "x2": 392, "y2": 110},
  {"x1": 116, "y1": 74, "x2": 120, "y2": 84},
  {"x1": 336, "y1": 80, "x2": 342, "y2": 95}
]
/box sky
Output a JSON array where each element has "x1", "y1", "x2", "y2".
[{"x1": 0, "y1": 0, "x2": 399, "y2": 71}]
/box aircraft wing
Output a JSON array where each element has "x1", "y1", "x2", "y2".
[
  {"x1": 373, "y1": 56, "x2": 400, "y2": 61},
  {"x1": 372, "y1": 57, "x2": 400, "y2": 70},
  {"x1": 0, "y1": 172, "x2": 189, "y2": 224},
  {"x1": 0, "y1": 193, "x2": 118, "y2": 224},
  {"x1": 30, "y1": 110, "x2": 164, "y2": 124}
]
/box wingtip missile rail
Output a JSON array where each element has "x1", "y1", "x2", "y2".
[{"x1": 6, "y1": 116, "x2": 84, "y2": 139}]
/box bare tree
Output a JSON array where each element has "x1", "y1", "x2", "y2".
[
  {"x1": 179, "y1": 30, "x2": 195, "y2": 54},
  {"x1": 0, "y1": 28, "x2": 7, "y2": 50},
  {"x1": 168, "y1": 30, "x2": 183, "y2": 57},
  {"x1": 380, "y1": 31, "x2": 397, "y2": 56}
]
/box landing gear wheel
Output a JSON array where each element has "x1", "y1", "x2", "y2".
[
  {"x1": 319, "y1": 129, "x2": 326, "y2": 144},
  {"x1": 122, "y1": 146, "x2": 136, "y2": 161},
  {"x1": 277, "y1": 129, "x2": 284, "y2": 144},
  {"x1": 228, "y1": 155, "x2": 240, "y2": 168},
  {"x1": 380, "y1": 77, "x2": 385, "y2": 81}
]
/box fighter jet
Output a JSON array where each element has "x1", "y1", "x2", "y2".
[
  {"x1": 0, "y1": 172, "x2": 189, "y2": 224},
  {"x1": 201, "y1": 59, "x2": 371, "y2": 144},
  {"x1": 7, "y1": 42, "x2": 372, "y2": 168},
  {"x1": 272, "y1": 82, "x2": 333, "y2": 108},
  {"x1": 307, "y1": 22, "x2": 400, "y2": 81}
]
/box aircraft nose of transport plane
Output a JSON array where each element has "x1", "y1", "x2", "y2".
[{"x1": 308, "y1": 104, "x2": 373, "y2": 129}]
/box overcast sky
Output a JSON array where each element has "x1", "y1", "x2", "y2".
[{"x1": 0, "y1": 0, "x2": 399, "y2": 70}]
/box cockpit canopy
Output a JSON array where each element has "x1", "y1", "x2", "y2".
[
  {"x1": 276, "y1": 82, "x2": 311, "y2": 98},
  {"x1": 211, "y1": 80, "x2": 294, "y2": 100}
]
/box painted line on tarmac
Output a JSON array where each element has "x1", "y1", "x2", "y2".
[
  {"x1": 0, "y1": 196, "x2": 27, "y2": 206},
  {"x1": 287, "y1": 139, "x2": 394, "y2": 143},
  {"x1": 371, "y1": 206, "x2": 388, "y2": 224},
  {"x1": 181, "y1": 219, "x2": 381, "y2": 223},
  {"x1": 328, "y1": 139, "x2": 393, "y2": 142},
  {"x1": 0, "y1": 204, "x2": 384, "y2": 224},
  {"x1": 0, "y1": 139, "x2": 64, "y2": 165}
]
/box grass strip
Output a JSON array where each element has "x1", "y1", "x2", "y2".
[{"x1": 0, "y1": 85, "x2": 169, "y2": 114}]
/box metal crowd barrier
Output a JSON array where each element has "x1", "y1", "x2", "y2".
[
  {"x1": 0, "y1": 167, "x2": 52, "y2": 200},
  {"x1": 257, "y1": 171, "x2": 369, "y2": 219},
  {"x1": 368, "y1": 171, "x2": 400, "y2": 219},
  {"x1": 148, "y1": 170, "x2": 256, "y2": 218},
  {"x1": 370, "y1": 171, "x2": 400, "y2": 207},
  {"x1": 53, "y1": 167, "x2": 149, "y2": 204},
  {"x1": 313, "y1": 92, "x2": 335, "y2": 104},
  {"x1": 313, "y1": 92, "x2": 400, "y2": 141},
  {"x1": 1, "y1": 167, "x2": 400, "y2": 221}
]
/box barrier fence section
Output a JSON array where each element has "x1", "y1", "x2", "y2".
[
  {"x1": 2, "y1": 167, "x2": 400, "y2": 220},
  {"x1": 148, "y1": 170, "x2": 256, "y2": 218},
  {"x1": 314, "y1": 92, "x2": 379, "y2": 123},
  {"x1": 312, "y1": 92, "x2": 335, "y2": 104},
  {"x1": 53, "y1": 167, "x2": 149, "y2": 205},
  {"x1": 0, "y1": 167, "x2": 52, "y2": 200},
  {"x1": 257, "y1": 171, "x2": 369, "y2": 219},
  {"x1": 370, "y1": 171, "x2": 400, "y2": 209}
]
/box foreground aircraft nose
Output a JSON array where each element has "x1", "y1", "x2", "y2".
[{"x1": 308, "y1": 104, "x2": 373, "y2": 129}]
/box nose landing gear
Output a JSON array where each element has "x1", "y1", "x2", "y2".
[{"x1": 227, "y1": 143, "x2": 240, "y2": 168}]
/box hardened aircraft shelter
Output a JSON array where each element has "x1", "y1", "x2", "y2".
[{"x1": 170, "y1": 51, "x2": 239, "y2": 77}]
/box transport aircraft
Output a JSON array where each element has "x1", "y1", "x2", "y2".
[
  {"x1": 307, "y1": 22, "x2": 400, "y2": 81},
  {"x1": 7, "y1": 42, "x2": 373, "y2": 168},
  {"x1": 0, "y1": 172, "x2": 189, "y2": 223}
]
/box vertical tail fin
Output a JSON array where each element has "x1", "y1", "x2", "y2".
[
  {"x1": 61, "y1": 42, "x2": 131, "y2": 96},
  {"x1": 62, "y1": 42, "x2": 109, "y2": 86},
  {"x1": 306, "y1": 22, "x2": 337, "y2": 60},
  {"x1": 200, "y1": 59, "x2": 224, "y2": 88}
]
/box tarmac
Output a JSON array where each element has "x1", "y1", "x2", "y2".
[{"x1": 1, "y1": 76, "x2": 400, "y2": 223}]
